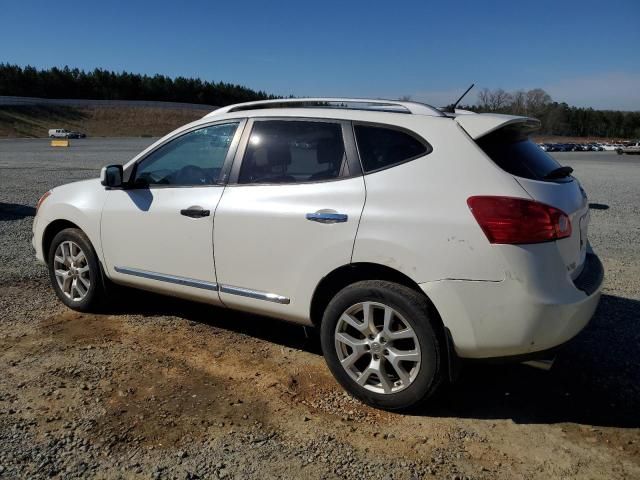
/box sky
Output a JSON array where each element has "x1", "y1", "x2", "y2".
[{"x1": 1, "y1": 0, "x2": 639, "y2": 110}]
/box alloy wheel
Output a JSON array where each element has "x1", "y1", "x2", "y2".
[
  {"x1": 53, "y1": 240, "x2": 91, "y2": 302},
  {"x1": 334, "y1": 301, "x2": 421, "y2": 394}
]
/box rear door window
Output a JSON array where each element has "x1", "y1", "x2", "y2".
[
  {"x1": 354, "y1": 125, "x2": 431, "y2": 173},
  {"x1": 476, "y1": 127, "x2": 569, "y2": 182},
  {"x1": 238, "y1": 120, "x2": 348, "y2": 184}
]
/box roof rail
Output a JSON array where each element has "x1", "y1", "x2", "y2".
[{"x1": 206, "y1": 98, "x2": 446, "y2": 117}]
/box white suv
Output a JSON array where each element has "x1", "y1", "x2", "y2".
[{"x1": 33, "y1": 98, "x2": 604, "y2": 410}]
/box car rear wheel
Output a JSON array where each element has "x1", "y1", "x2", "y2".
[
  {"x1": 47, "y1": 228, "x2": 106, "y2": 312},
  {"x1": 320, "y1": 280, "x2": 443, "y2": 410}
]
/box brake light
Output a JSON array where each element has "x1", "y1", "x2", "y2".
[
  {"x1": 467, "y1": 196, "x2": 571, "y2": 244},
  {"x1": 36, "y1": 191, "x2": 51, "y2": 214}
]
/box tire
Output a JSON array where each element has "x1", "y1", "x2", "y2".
[
  {"x1": 47, "y1": 228, "x2": 106, "y2": 312},
  {"x1": 320, "y1": 280, "x2": 443, "y2": 411}
]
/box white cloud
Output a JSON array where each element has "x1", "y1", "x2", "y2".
[
  {"x1": 543, "y1": 72, "x2": 640, "y2": 111},
  {"x1": 403, "y1": 72, "x2": 640, "y2": 111}
]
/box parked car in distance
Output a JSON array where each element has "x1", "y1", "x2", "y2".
[
  {"x1": 48, "y1": 128, "x2": 86, "y2": 139},
  {"x1": 67, "y1": 131, "x2": 87, "y2": 139},
  {"x1": 32, "y1": 98, "x2": 604, "y2": 411},
  {"x1": 617, "y1": 140, "x2": 640, "y2": 155}
]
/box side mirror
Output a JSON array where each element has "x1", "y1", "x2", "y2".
[{"x1": 100, "y1": 164, "x2": 124, "y2": 188}]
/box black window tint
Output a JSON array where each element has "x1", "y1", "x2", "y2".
[
  {"x1": 476, "y1": 127, "x2": 566, "y2": 181},
  {"x1": 134, "y1": 123, "x2": 238, "y2": 186},
  {"x1": 354, "y1": 125, "x2": 429, "y2": 172},
  {"x1": 238, "y1": 121, "x2": 347, "y2": 184}
]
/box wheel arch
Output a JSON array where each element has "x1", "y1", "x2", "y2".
[
  {"x1": 310, "y1": 262, "x2": 444, "y2": 330},
  {"x1": 42, "y1": 219, "x2": 82, "y2": 264},
  {"x1": 311, "y1": 262, "x2": 458, "y2": 383}
]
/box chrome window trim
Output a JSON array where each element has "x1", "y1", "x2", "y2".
[
  {"x1": 219, "y1": 284, "x2": 290, "y2": 304},
  {"x1": 114, "y1": 266, "x2": 218, "y2": 291}
]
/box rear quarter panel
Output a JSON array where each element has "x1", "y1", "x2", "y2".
[{"x1": 352, "y1": 118, "x2": 530, "y2": 283}]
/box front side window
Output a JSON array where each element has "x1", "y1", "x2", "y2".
[
  {"x1": 238, "y1": 120, "x2": 347, "y2": 184},
  {"x1": 134, "y1": 122, "x2": 239, "y2": 186},
  {"x1": 354, "y1": 125, "x2": 430, "y2": 173}
]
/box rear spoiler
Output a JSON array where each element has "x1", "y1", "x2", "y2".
[{"x1": 455, "y1": 114, "x2": 541, "y2": 140}]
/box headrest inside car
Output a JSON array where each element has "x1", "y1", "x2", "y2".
[
  {"x1": 316, "y1": 139, "x2": 344, "y2": 165},
  {"x1": 267, "y1": 143, "x2": 292, "y2": 167}
]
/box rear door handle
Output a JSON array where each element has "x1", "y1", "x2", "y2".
[
  {"x1": 180, "y1": 206, "x2": 210, "y2": 218},
  {"x1": 306, "y1": 211, "x2": 348, "y2": 224}
]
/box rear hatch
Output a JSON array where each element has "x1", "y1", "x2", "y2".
[{"x1": 457, "y1": 114, "x2": 590, "y2": 279}]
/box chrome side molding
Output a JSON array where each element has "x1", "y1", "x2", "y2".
[
  {"x1": 219, "y1": 284, "x2": 290, "y2": 304},
  {"x1": 114, "y1": 266, "x2": 218, "y2": 291},
  {"x1": 114, "y1": 266, "x2": 290, "y2": 304}
]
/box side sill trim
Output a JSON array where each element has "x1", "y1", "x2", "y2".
[
  {"x1": 113, "y1": 266, "x2": 290, "y2": 304},
  {"x1": 219, "y1": 284, "x2": 290, "y2": 304},
  {"x1": 114, "y1": 266, "x2": 218, "y2": 291}
]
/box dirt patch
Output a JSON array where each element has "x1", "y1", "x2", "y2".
[
  {"x1": 1, "y1": 284, "x2": 639, "y2": 479},
  {"x1": 0, "y1": 105, "x2": 209, "y2": 138}
]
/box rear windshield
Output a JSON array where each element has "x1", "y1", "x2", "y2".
[{"x1": 476, "y1": 126, "x2": 570, "y2": 182}]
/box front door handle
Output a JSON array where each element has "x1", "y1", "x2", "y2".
[
  {"x1": 180, "y1": 206, "x2": 210, "y2": 218},
  {"x1": 306, "y1": 211, "x2": 348, "y2": 224}
]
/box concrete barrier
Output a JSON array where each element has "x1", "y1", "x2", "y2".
[
  {"x1": 0, "y1": 95, "x2": 216, "y2": 110},
  {"x1": 51, "y1": 139, "x2": 70, "y2": 147}
]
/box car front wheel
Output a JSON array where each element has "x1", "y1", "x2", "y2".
[
  {"x1": 47, "y1": 228, "x2": 106, "y2": 312},
  {"x1": 320, "y1": 280, "x2": 443, "y2": 411}
]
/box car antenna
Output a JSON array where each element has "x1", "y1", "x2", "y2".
[{"x1": 443, "y1": 83, "x2": 475, "y2": 114}]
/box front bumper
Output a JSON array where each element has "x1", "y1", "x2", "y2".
[
  {"x1": 421, "y1": 252, "x2": 604, "y2": 359},
  {"x1": 32, "y1": 214, "x2": 46, "y2": 264}
]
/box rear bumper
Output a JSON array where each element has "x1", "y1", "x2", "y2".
[{"x1": 420, "y1": 252, "x2": 604, "y2": 359}]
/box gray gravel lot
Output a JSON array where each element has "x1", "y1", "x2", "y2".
[
  {"x1": 0, "y1": 138, "x2": 157, "y2": 281},
  {"x1": 1, "y1": 139, "x2": 639, "y2": 479}
]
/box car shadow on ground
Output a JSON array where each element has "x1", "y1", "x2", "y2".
[
  {"x1": 107, "y1": 290, "x2": 639, "y2": 429},
  {"x1": 428, "y1": 293, "x2": 640, "y2": 428},
  {"x1": 0, "y1": 202, "x2": 36, "y2": 220}
]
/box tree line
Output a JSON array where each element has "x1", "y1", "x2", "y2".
[
  {"x1": 1, "y1": 65, "x2": 639, "y2": 138},
  {"x1": 467, "y1": 87, "x2": 640, "y2": 139},
  {"x1": 0, "y1": 64, "x2": 276, "y2": 106}
]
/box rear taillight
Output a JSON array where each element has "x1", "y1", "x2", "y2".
[{"x1": 467, "y1": 196, "x2": 571, "y2": 244}]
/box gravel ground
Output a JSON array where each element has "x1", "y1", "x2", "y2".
[{"x1": 0, "y1": 139, "x2": 639, "y2": 479}]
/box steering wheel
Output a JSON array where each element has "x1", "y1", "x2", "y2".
[{"x1": 171, "y1": 165, "x2": 215, "y2": 185}]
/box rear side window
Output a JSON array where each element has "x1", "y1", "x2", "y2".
[
  {"x1": 476, "y1": 127, "x2": 568, "y2": 182},
  {"x1": 354, "y1": 125, "x2": 430, "y2": 173},
  {"x1": 238, "y1": 120, "x2": 348, "y2": 184}
]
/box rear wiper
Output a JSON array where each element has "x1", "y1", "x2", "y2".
[{"x1": 544, "y1": 166, "x2": 573, "y2": 179}]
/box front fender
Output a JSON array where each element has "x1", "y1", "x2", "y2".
[{"x1": 33, "y1": 179, "x2": 108, "y2": 265}]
